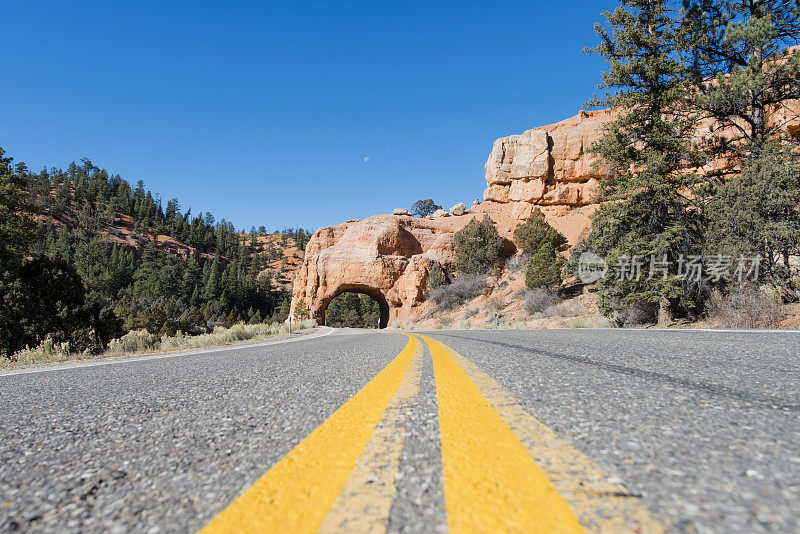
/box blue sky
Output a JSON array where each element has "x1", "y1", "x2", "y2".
[{"x1": 2, "y1": 0, "x2": 615, "y2": 231}]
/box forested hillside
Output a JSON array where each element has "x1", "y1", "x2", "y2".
[{"x1": 0, "y1": 147, "x2": 313, "y2": 359}]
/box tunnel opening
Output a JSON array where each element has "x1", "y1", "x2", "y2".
[{"x1": 321, "y1": 287, "x2": 389, "y2": 329}]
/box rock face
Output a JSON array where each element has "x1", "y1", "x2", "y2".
[
  {"x1": 483, "y1": 110, "x2": 612, "y2": 211},
  {"x1": 291, "y1": 214, "x2": 482, "y2": 327}
]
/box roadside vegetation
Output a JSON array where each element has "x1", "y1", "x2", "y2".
[
  {"x1": 0, "y1": 148, "x2": 312, "y2": 360},
  {"x1": 453, "y1": 215, "x2": 505, "y2": 275},
  {"x1": 422, "y1": 0, "x2": 799, "y2": 330},
  {"x1": 4, "y1": 320, "x2": 316, "y2": 368},
  {"x1": 568, "y1": 0, "x2": 800, "y2": 328}
]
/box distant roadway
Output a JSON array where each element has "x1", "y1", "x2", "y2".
[{"x1": 1, "y1": 328, "x2": 799, "y2": 532}]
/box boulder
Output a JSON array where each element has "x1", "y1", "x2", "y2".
[
  {"x1": 393, "y1": 208, "x2": 410, "y2": 216},
  {"x1": 449, "y1": 203, "x2": 467, "y2": 216},
  {"x1": 432, "y1": 209, "x2": 449, "y2": 218}
]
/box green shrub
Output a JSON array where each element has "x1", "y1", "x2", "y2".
[
  {"x1": 454, "y1": 215, "x2": 504, "y2": 275},
  {"x1": 525, "y1": 243, "x2": 563, "y2": 289},
  {"x1": 514, "y1": 209, "x2": 567, "y2": 254},
  {"x1": 426, "y1": 263, "x2": 447, "y2": 295}
]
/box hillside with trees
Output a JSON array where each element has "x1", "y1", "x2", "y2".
[{"x1": 0, "y1": 149, "x2": 313, "y2": 359}]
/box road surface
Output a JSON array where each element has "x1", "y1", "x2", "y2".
[{"x1": 1, "y1": 328, "x2": 799, "y2": 532}]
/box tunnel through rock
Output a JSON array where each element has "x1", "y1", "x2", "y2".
[{"x1": 321, "y1": 288, "x2": 389, "y2": 329}]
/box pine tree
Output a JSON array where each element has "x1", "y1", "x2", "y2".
[
  {"x1": 525, "y1": 243, "x2": 564, "y2": 289},
  {"x1": 203, "y1": 259, "x2": 221, "y2": 301},
  {"x1": 182, "y1": 256, "x2": 202, "y2": 300},
  {"x1": 0, "y1": 147, "x2": 36, "y2": 263},
  {"x1": 513, "y1": 209, "x2": 568, "y2": 254},
  {"x1": 682, "y1": 1, "x2": 800, "y2": 281},
  {"x1": 578, "y1": 0, "x2": 705, "y2": 325},
  {"x1": 681, "y1": 0, "x2": 800, "y2": 161}
]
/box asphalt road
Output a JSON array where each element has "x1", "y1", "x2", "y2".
[{"x1": 1, "y1": 327, "x2": 798, "y2": 532}]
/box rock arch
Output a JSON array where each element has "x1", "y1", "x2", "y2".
[
  {"x1": 319, "y1": 285, "x2": 390, "y2": 329},
  {"x1": 290, "y1": 214, "x2": 473, "y2": 328}
]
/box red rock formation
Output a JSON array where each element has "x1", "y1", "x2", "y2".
[
  {"x1": 292, "y1": 86, "x2": 800, "y2": 326},
  {"x1": 291, "y1": 213, "x2": 482, "y2": 327},
  {"x1": 483, "y1": 110, "x2": 613, "y2": 210}
]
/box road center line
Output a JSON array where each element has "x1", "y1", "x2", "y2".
[
  {"x1": 436, "y1": 338, "x2": 665, "y2": 533},
  {"x1": 421, "y1": 334, "x2": 586, "y2": 533},
  {"x1": 200, "y1": 333, "x2": 418, "y2": 534},
  {"x1": 318, "y1": 334, "x2": 423, "y2": 533}
]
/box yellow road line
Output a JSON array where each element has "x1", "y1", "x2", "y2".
[
  {"x1": 433, "y1": 337, "x2": 665, "y2": 534},
  {"x1": 200, "y1": 334, "x2": 419, "y2": 534},
  {"x1": 319, "y1": 335, "x2": 423, "y2": 533},
  {"x1": 421, "y1": 334, "x2": 586, "y2": 533}
]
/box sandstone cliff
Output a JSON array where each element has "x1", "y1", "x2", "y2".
[
  {"x1": 483, "y1": 109, "x2": 612, "y2": 212},
  {"x1": 289, "y1": 109, "x2": 612, "y2": 326},
  {"x1": 291, "y1": 96, "x2": 800, "y2": 327}
]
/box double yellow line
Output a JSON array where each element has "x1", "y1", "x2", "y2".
[{"x1": 201, "y1": 333, "x2": 662, "y2": 533}]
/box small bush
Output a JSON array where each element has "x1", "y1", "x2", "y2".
[
  {"x1": 713, "y1": 287, "x2": 782, "y2": 329},
  {"x1": 506, "y1": 251, "x2": 529, "y2": 272},
  {"x1": 426, "y1": 263, "x2": 447, "y2": 295},
  {"x1": 12, "y1": 336, "x2": 74, "y2": 365},
  {"x1": 108, "y1": 329, "x2": 158, "y2": 354},
  {"x1": 620, "y1": 302, "x2": 658, "y2": 327},
  {"x1": 487, "y1": 294, "x2": 505, "y2": 311},
  {"x1": 430, "y1": 275, "x2": 487, "y2": 309},
  {"x1": 523, "y1": 288, "x2": 563, "y2": 315},
  {"x1": 525, "y1": 243, "x2": 563, "y2": 289},
  {"x1": 514, "y1": 209, "x2": 568, "y2": 254},
  {"x1": 454, "y1": 215, "x2": 504, "y2": 275},
  {"x1": 464, "y1": 307, "x2": 479, "y2": 319}
]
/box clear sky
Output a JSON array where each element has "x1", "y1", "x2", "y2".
[{"x1": 2, "y1": 0, "x2": 615, "y2": 231}]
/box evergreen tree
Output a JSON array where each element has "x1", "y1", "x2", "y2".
[
  {"x1": 681, "y1": 0, "x2": 800, "y2": 161},
  {"x1": 513, "y1": 209, "x2": 568, "y2": 255},
  {"x1": 525, "y1": 243, "x2": 564, "y2": 289},
  {"x1": 182, "y1": 256, "x2": 203, "y2": 300},
  {"x1": 682, "y1": 0, "x2": 800, "y2": 280},
  {"x1": 0, "y1": 147, "x2": 36, "y2": 264},
  {"x1": 578, "y1": 0, "x2": 705, "y2": 325},
  {"x1": 706, "y1": 145, "x2": 800, "y2": 283},
  {"x1": 410, "y1": 199, "x2": 442, "y2": 217},
  {"x1": 453, "y1": 215, "x2": 505, "y2": 275}
]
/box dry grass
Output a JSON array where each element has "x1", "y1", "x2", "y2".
[
  {"x1": 523, "y1": 288, "x2": 562, "y2": 315},
  {"x1": 712, "y1": 287, "x2": 783, "y2": 329},
  {"x1": 568, "y1": 315, "x2": 615, "y2": 328},
  {"x1": 487, "y1": 294, "x2": 505, "y2": 312},
  {"x1": 5, "y1": 321, "x2": 314, "y2": 369},
  {"x1": 429, "y1": 275, "x2": 487, "y2": 310}
]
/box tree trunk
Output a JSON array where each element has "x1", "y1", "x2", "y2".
[{"x1": 657, "y1": 297, "x2": 672, "y2": 327}]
